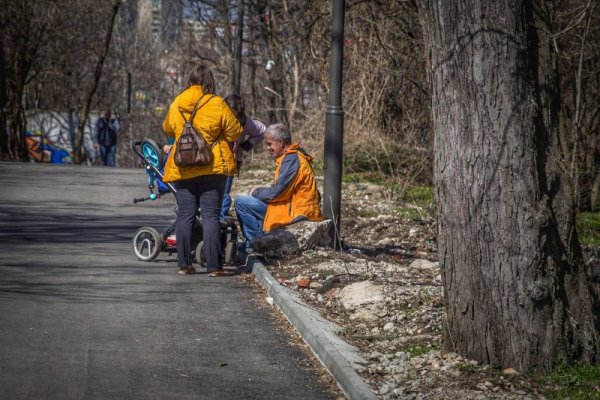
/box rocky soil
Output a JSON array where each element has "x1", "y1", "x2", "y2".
[{"x1": 232, "y1": 167, "x2": 593, "y2": 400}]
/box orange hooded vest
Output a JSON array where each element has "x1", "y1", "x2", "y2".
[{"x1": 263, "y1": 144, "x2": 324, "y2": 232}]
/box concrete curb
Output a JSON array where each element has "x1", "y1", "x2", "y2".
[{"x1": 247, "y1": 255, "x2": 378, "y2": 400}]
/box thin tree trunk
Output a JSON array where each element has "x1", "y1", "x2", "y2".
[
  {"x1": 2, "y1": 1, "x2": 47, "y2": 161},
  {"x1": 250, "y1": 56, "x2": 257, "y2": 117},
  {"x1": 288, "y1": 53, "x2": 300, "y2": 132},
  {"x1": 0, "y1": 40, "x2": 9, "y2": 159},
  {"x1": 232, "y1": 0, "x2": 244, "y2": 95},
  {"x1": 569, "y1": 3, "x2": 594, "y2": 209},
  {"x1": 9, "y1": 63, "x2": 31, "y2": 161},
  {"x1": 74, "y1": 1, "x2": 122, "y2": 164},
  {"x1": 419, "y1": 0, "x2": 599, "y2": 370}
]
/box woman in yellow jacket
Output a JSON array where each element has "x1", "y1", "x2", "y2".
[{"x1": 162, "y1": 65, "x2": 242, "y2": 276}]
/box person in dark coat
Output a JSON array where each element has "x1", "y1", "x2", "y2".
[{"x1": 93, "y1": 110, "x2": 121, "y2": 166}]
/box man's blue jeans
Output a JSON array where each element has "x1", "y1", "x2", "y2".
[
  {"x1": 99, "y1": 144, "x2": 116, "y2": 166},
  {"x1": 234, "y1": 194, "x2": 267, "y2": 250}
]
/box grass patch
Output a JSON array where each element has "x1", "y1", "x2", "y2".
[
  {"x1": 357, "y1": 209, "x2": 377, "y2": 218},
  {"x1": 343, "y1": 139, "x2": 433, "y2": 194},
  {"x1": 540, "y1": 362, "x2": 600, "y2": 400},
  {"x1": 342, "y1": 171, "x2": 386, "y2": 185},
  {"x1": 400, "y1": 185, "x2": 434, "y2": 208},
  {"x1": 577, "y1": 212, "x2": 600, "y2": 246},
  {"x1": 396, "y1": 205, "x2": 424, "y2": 220},
  {"x1": 403, "y1": 343, "x2": 440, "y2": 357},
  {"x1": 311, "y1": 157, "x2": 324, "y2": 176},
  {"x1": 455, "y1": 363, "x2": 479, "y2": 374},
  {"x1": 395, "y1": 185, "x2": 434, "y2": 220}
]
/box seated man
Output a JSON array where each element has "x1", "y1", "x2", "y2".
[{"x1": 234, "y1": 123, "x2": 324, "y2": 252}]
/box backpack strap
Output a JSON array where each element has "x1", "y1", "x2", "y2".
[
  {"x1": 189, "y1": 94, "x2": 214, "y2": 124},
  {"x1": 177, "y1": 94, "x2": 220, "y2": 146},
  {"x1": 178, "y1": 95, "x2": 202, "y2": 123},
  {"x1": 177, "y1": 93, "x2": 214, "y2": 123}
]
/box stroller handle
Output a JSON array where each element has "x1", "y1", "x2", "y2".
[
  {"x1": 131, "y1": 140, "x2": 144, "y2": 158},
  {"x1": 131, "y1": 139, "x2": 165, "y2": 160},
  {"x1": 131, "y1": 138, "x2": 177, "y2": 195},
  {"x1": 133, "y1": 193, "x2": 158, "y2": 204}
]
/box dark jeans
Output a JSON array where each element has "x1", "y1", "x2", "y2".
[
  {"x1": 174, "y1": 174, "x2": 226, "y2": 271},
  {"x1": 99, "y1": 144, "x2": 116, "y2": 166}
]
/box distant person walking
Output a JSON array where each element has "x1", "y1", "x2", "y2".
[{"x1": 94, "y1": 110, "x2": 121, "y2": 166}]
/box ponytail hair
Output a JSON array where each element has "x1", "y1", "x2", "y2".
[{"x1": 186, "y1": 65, "x2": 215, "y2": 94}]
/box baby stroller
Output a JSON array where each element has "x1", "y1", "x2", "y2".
[{"x1": 131, "y1": 138, "x2": 238, "y2": 267}]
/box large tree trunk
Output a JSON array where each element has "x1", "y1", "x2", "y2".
[{"x1": 419, "y1": 0, "x2": 599, "y2": 370}]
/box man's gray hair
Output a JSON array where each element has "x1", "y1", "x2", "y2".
[{"x1": 266, "y1": 123, "x2": 292, "y2": 145}]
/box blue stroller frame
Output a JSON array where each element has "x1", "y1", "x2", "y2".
[{"x1": 130, "y1": 138, "x2": 238, "y2": 266}]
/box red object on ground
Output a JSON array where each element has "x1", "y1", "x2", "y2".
[
  {"x1": 165, "y1": 235, "x2": 177, "y2": 247},
  {"x1": 297, "y1": 277, "x2": 311, "y2": 289}
]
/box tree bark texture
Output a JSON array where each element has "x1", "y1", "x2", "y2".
[{"x1": 420, "y1": 0, "x2": 599, "y2": 370}]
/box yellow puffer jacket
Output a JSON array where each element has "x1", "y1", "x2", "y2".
[
  {"x1": 263, "y1": 145, "x2": 325, "y2": 232},
  {"x1": 162, "y1": 85, "x2": 242, "y2": 183}
]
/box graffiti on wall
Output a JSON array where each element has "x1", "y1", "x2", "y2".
[{"x1": 25, "y1": 110, "x2": 99, "y2": 164}]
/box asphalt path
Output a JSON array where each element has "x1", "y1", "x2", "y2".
[{"x1": 0, "y1": 162, "x2": 338, "y2": 400}]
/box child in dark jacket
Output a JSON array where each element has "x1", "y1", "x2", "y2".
[{"x1": 221, "y1": 94, "x2": 266, "y2": 221}]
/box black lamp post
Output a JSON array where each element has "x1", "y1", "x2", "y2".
[{"x1": 323, "y1": 0, "x2": 345, "y2": 249}]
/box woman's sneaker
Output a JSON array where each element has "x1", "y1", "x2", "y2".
[{"x1": 178, "y1": 266, "x2": 197, "y2": 275}]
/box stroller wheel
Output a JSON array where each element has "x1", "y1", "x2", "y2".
[
  {"x1": 224, "y1": 239, "x2": 237, "y2": 265},
  {"x1": 223, "y1": 222, "x2": 238, "y2": 265},
  {"x1": 195, "y1": 240, "x2": 207, "y2": 268},
  {"x1": 133, "y1": 227, "x2": 163, "y2": 261},
  {"x1": 141, "y1": 138, "x2": 163, "y2": 168}
]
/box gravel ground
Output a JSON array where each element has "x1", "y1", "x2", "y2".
[{"x1": 232, "y1": 167, "x2": 596, "y2": 400}]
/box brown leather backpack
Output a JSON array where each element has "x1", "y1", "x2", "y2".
[{"x1": 174, "y1": 94, "x2": 215, "y2": 167}]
